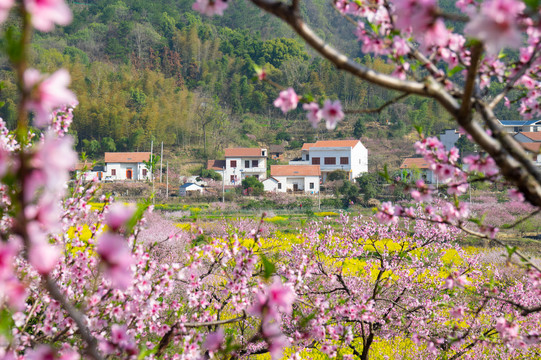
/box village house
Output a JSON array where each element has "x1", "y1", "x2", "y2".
[
  {"x1": 400, "y1": 157, "x2": 436, "y2": 184},
  {"x1": 208, "y1": 148, "x2": 267, "y2": 186},
  {"x1": 439, "y1": 129, "x2": 461, "y2": 150},
  {"x1": 179, "y1": 182, "x2": 204, "y2": 196},
  {"x1": 104, "y1": 152, "x2": 151, "y2": 181},
  {"x1": 263, "y1": 165, "x2": 321, "y2": 193},
  {"x1": 499, "y1": 120, "x2": 541, "y2": 133},
  {"x1": 268, "y1": 144, "x2": 285, "y2": 160},
  {"x1": 296, "y1": 140, "x2": 367, "y2": 182}
]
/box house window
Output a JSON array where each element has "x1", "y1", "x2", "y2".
[
  {"x1": 245, "y1": 160, "x2": 250, "y2": 168},
  {"x1": 262, "y1": 150, "x2": 266, "y2": 156},
  {"x1": 252, "y1": 160, "x2": 258, "y2": 167},
  {"x1": 324, "y1": 157, "x2": 336, "y2": 165},
  {"x1": 312, "y1": 157, "x2": 320, "y2": 165},
  {"x1": 111, "y1": 169, "x2": 116, "y2": 176},
  {"x1": 306, "y1": 154, "x2": 309, "y2": 160},
  {"x1": 340, "y1": 157, "x2": 349, "y2": 165},
  {"x1": 514, "y1": 127, "x2": 520, "y2": 132},
  {"x1": 143, "y1": 169, "x2": 147, "y2": 176},
  {"x1": 310, "y1": 182, "x2": 314, "y2": 189},
  {"x1": 254, "y1": 175, "x2": 259, "y2": 180},
  {"x1": 230, "y1": 160, "x2": 237, "y2": 168},
  {"x1": 278, "y1": 183, "x2": 282, "y2": 189}
]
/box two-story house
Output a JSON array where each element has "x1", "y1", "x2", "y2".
[
  {"x1": 104, "y1": 152, "x2": 151, "y2": 181},
  {"x1": 207, "y1": 148, "x2": 267, "y2": 186},
  {"x1": 305, "y1": 140, "x2": 368, "y2": 182}
]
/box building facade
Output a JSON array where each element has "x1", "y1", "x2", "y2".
[
  {"x1": 104, "y1": 152, "x2": 151, "y2": 181},
  {"x1": 307, "y1": 140, "x2": 368, "y2": 182},
  {"x1": 265, "y1": 165, "x2": 321, "y2": 193},
  {"x1": 218, "y1": 148, "x2": 267, "y2": 186}
]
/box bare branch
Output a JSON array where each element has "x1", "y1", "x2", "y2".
[{"x1": 458, "y1": 43, "x2": 483, "y2": 121}]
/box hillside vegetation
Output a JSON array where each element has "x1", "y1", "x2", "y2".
[{"x1": 0, "y1": 0, "x2": 520, "y2": 165}]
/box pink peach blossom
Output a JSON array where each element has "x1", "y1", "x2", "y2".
[
  {"x1": 24, "y1": 69, "x2": 77, "y2": 128},
  {"x1": 273, "y1": 88, "x2": 299, "y2": 113},
  {"x1": 24, "y1": 0, "x2": 72, "y2": 32}
]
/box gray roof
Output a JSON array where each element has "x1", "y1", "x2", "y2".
[{"x1": 179, "y1": 183, "x2": 201, "y2": 189}]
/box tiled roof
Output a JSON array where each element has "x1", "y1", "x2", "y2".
[
  {"x1": 499, "y1": 120, "x2": 541, "y2": 126},
  {"x1": 516, "y1": 132, "x2": 541, "y2": 141},
  {"x1": 104, "y1": 152, "x2": 150, "y2": 163},
  {"x1": 302, "y1": 143, "x2": 315, "y2": 151},
  {"x1": 269, "y1": 144, "x2": 285, "y2": 153},
  {"x1": 311, "y1": 140, "x2": 361, "y2": 148},
  {"x1": 400, "y1": 158, "x2": 430, "y2": 169},
  {"x1": 207, "y1": 159, "x2": 226, "y2": 170},
  {"x1": 521, "y1": 142, "x2": 541, "y2": 153},
  {"x1": 225, "y1": 148, "x2": 265, "y2": 157},
  {"x1": 271, "y1": 165, "x2": 321, "y2": 176}
]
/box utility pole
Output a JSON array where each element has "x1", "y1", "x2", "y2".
[
  {"x1": 160, "y1": 142, "x2": 163, "y2": 183},
  {"x1": 150, "y1": 140, "x2": 155, "y2": 204},
  {"x1": 222, "y1": 166, "x2": 225, "y2": 203},
  {"x1": 166, "y1": 161, "x2": 169, "y2": 199}
]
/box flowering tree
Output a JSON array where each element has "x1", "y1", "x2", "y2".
[{"x1": 2, "y1": 0, "x2": 541, "y2": 359}]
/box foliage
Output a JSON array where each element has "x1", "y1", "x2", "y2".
[
  {"x1": 241, "y1": 176, "x2": 264, "y2": 196},
  {"x1": 200, "y1": 168, "x2": 222, "y2": 181}
]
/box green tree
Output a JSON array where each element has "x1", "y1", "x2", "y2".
[
  {"x1": 353, "y1": 117, "x2": 367, "y2": 138},
  {"x1": 328, "y1": 170, "x2": 348, "y2": 181},
  {"x1": 242, "y1": 176, "x2": 264, "y2": 196}
]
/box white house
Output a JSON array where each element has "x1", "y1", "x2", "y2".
[
  {"x1": 179, "y1": 183, "x2": 204, "y2": 196},
  {"x1": 104, "y1": 152, "x2": 151, "y2": 181},
  {"x1": 499, "y1": 120, "x2": 541, "y2": 133},
  {"x1": 306, "y1": 140, "x2": 368, "y2": 182},
  {"x1": 211, "y1": 148, "x2": 267, "y2": 186},
  {"x1": 440, "y1": 129, "x2": 460, "y2": 150},
  {"x1": 400, "y1": 157, "x2": 436, "y2": 184},
  {"x1": 266, "y1": 165, "x2": 321, "y2": 193}
]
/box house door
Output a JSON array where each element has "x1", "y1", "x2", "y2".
[
  {"x1": 126, "y1": 169, "x2": 133, "y2": 180},
  {"x1": 293, "y1": 184, "x2": 299, "y2": 191},
  {"x1": 98, "y1": 172, "x2": 102, "y2": 181}
]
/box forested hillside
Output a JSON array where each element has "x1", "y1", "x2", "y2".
[{"x1": 0, "y1": 0, "x2": 520, "y2": 160}]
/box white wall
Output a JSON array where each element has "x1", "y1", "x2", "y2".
[
  {"x1": 310, "y1": 143, "x2": 367, "y2": 182},
  {"x1": 271, "y1": 175, "x2": 320, "y2": 193},
  {"x1": 105, "y1": 162, "x2": 150, "y2": 181},
  {"x1": 263, "y1": 178, "x2": 278, "y2": 192},
  {"x1": 223, "y1": 156, "x2": 267, "y2": 185}
]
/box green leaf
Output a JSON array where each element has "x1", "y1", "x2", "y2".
[
  {"x1": 506, "y1": 245, "x2": 517, "y2": 258},
  {"x1": 125, "y1": 200, "x2": 150, "y2": 235},
  {"x1": 448, "y1": 65, "x2": 465, "y2": 77},
  {"x1": 260, "y1": 254, "x2": 276, "y2": 280},
  {"x1": 523, "y1": 0, "x2": 540, "y2": 10},
  {"x1": 0, "y1": 308, "x2": 14, "y2": 341}
]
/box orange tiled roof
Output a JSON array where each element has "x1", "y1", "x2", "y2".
[
  {"x1": 311, "y1": 140, "x2": 360, "y2": 148},
  {"x1": 400, "y1": 158, "x2": 430, "y2": 169},
  {"x1": 516, "y1": 132, "x2": 541, "y2": 142},
  {"x1": 224, "y1": 148, "x2": 265, "y2": 157},
  {"x1": 302, "y1": 143, "x2": 315, "y2": 151},
  {"x1": 271, "y1": 165, "x2": 321, "y2": 177},
  {"x1": 104, "y1": 152, "x2": 150, "y2": 163},
  {"x1": 207, "y1": 159, "x2": 226, "y2": 170},
  {"x1": 521, "y1": 142, "x2": 541, "y2": 153}
]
